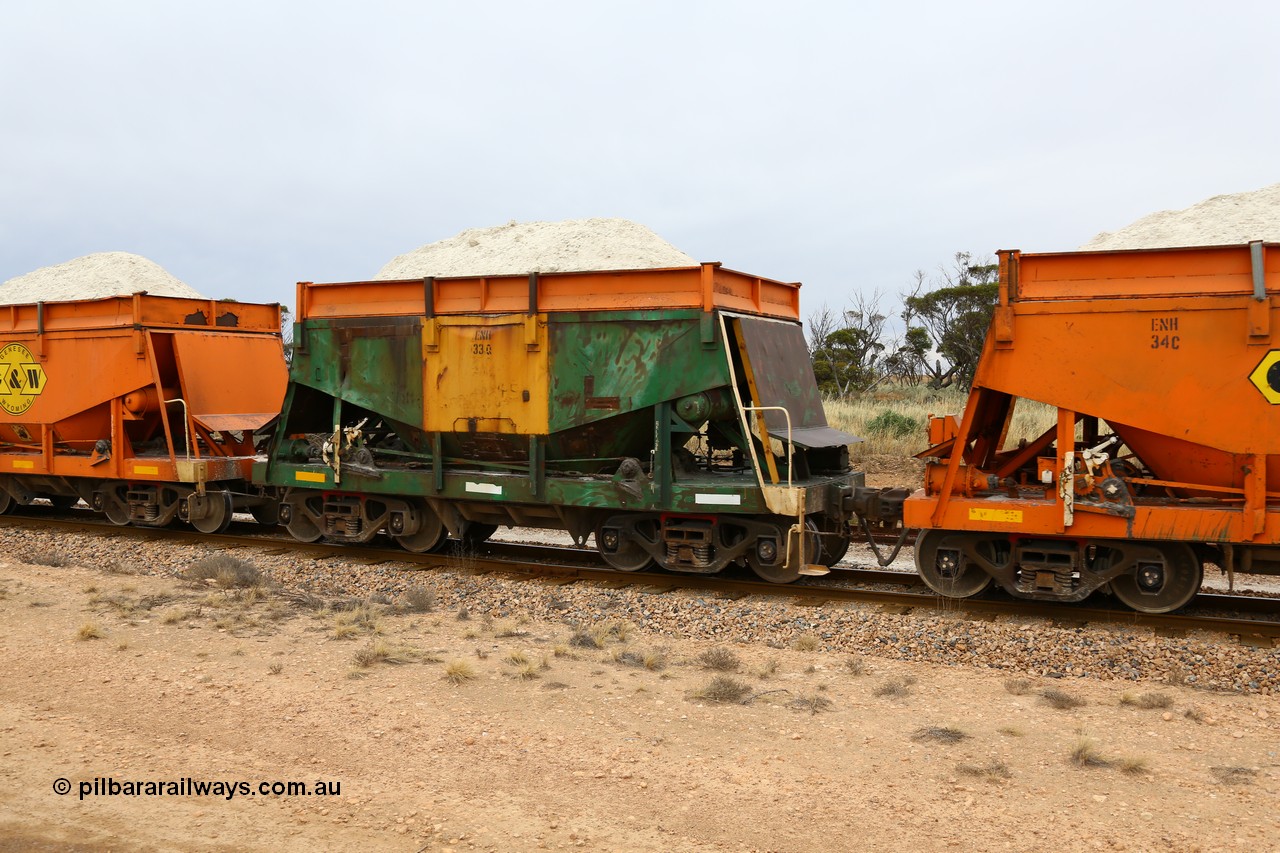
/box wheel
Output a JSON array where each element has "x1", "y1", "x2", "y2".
[
  {"x1": 1109, "y1": 542, "x2": 1202, "y2": 614},
  {"x1": 47, "y1": 495, "x2": 79, "y2": 511},
  {"x1": 250, "y1": 501, "x2": 280, "y2": 527},
  {"x1": 190, "y1": 490, "x2": 233, "y2": 534},
  {"x1": 915, "y1": 530, "x2": 993, "y2": 598},
  {"x1": 395, "y1": 501, "x2": 448, "y2": 553},
  {"x1": 746, "y1": 521, "x2": 819, "y2": 584},
  {"x1": 813, "y1": 515, "x2": 851, "y2": 567},
  {"x1": 100, "y1": 489, "x2": 131, "y2": 526},
  {"x1": 0, "y1": 489, "x2": 13, "y2": 515},
  {"x1": 595, "y1": 520, "x2": 655, "y2": 572},
  {"x1": 461, "y1": 522, "x2": 498, "y2": 547},
  {"x1": 284, "y1": 501, "x2": 323, "y2": 543}
]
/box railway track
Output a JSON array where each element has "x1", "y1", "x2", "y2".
[{"x1": 4, "y1": 509, "x2": 1279, "y2": 645}]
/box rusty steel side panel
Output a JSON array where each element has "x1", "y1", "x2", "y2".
[
  {"x1": 546, "y1": 309, "x2": 729, "y2": 436},
  {"x1": 976, "y1": 245, "x2": 1280, "y2": 464},
  {"x1": 297, "y1": 264, "x2": 802, "y2": 322},
  {"x1": 0, "y1": 330, "x2": 151, "y2": 435},
  {"x1": 293, "y1": 317, "x2": 425, "y2": 429},
  {"x1": 1016, "y1": 243, "x2": 1280, "y2": 301},
  {"x1": 422, "y1": 314, "x2": 550, "y2": 435},
  {"x1": 733, "y1": 315, "x2": 858, "y2": 448},
  {"x1": 171, "y1": 332, "x2": 288, "y2": 433},
  {"x1": 0, "y1": 294, "x2": 281, "y2": 334}
]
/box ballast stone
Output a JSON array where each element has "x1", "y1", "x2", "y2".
[{"x1": 374, "y1": 218, "x2": 696, "y2": 280}]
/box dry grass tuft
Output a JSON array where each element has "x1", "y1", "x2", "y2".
[
  {"x1": 491, "y1": 618, "x2": 529, "y2": 638},
  {"x1": 690, "y1": 675, "x2": 753, "y2": 704},
  {"x1": 569, "y1": 629, "x2": 604, "y2": 650},
  {"x1": 331, "y1": 602, "x2": 383, "y2": 639},
  {"x1": 1003, "y1": 677, "x2": 1033, "y2": 695},
  {"x1": 1119, "y1": 691, "x2": 1173, "y2": 710},
  {"x1": 268, "y1": 662, "x2": 284, "y2": 675},
  {"x1": 790, "y1": 693, "x2": 834, "y2": 714},
  {"x1": 874, "y1": 675, "x2": 917, "y2": 698},
  {"x1": 161, "y1": 606, "x2": 199, "y2": 625},
  {"x1": 503, "y1": 650, "x2": 530, "y2": 666},
  {"x1": 29, "y1": 550, "x2": 69, "y2": 567},
  {"x1": 1209, "y1": 766, "x2": 1257, "y2": 785},
  {"x1": 351, "y1": 639, "x2": 417, "y2": 668},
  {"x1": 1041, "y1": 688, "x2": 1086, "y2": 710},
  {"x1": 957, "y1": 760, "x2": 1011, "y2": 781},
  {"x1": 641, "y1": 650, "x2": 667, "y2": 671},
  {"x1": 1069, "y1": 737, "x2": 1110, "y2": 768},
  {"x1": 443, "y1": 659, "x2": 476, "y2": 685},
  {"x1": 997, "y1": 725, "x2": 1025, "y2": 737},
  {"x1": 1117, "y1": 755, "x2": 1150, "y2": 775},
  {"x1": 398, "y1": 584, "x2": 436, "y2": 613},
  {"x1": 911, "y1": 726, "x2": 968, "y2": 744},
  {"x1": 76, "y1": 621, "x2": 104, "y2": 640},
  {"x1": 513, "y1": 662, "x2": 541, "y2": 681},
  {"x1": 842, "y1": 656, "x2": 865, "y2": 676},
  {"x1": 1183, "y1": 705, "x2": 1207, "y2": 723},
  {"x1": 552, "y1": 643, "x2": 570, "y2": 658},
  {"x1": 791, "y1": 633, "x2": 820, "y2": 652},
  {"x1": 696, "y1": 646, "x2": 742, "y2": 672},
  {"x1": 755, "y1": 659, "x2": 780, "y2": 679},
  {"x1": 184, "y1": 554, "x2": 262, "y2": 589}
]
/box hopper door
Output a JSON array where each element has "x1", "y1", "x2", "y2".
[
  {"x1": 718, "y1": 312, "x2": 860, "y2": 511},
  {"x1": 171, "y1": 332, "x2": 289, "y2": 436}
]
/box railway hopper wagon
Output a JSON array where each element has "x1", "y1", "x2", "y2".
[
  {"x1": 868, "y1": 242, "x2": 1280, "y2": 613},
  {"x1": 0, "y1": 294, "x2": 288, "y2": 531},
  {"x1": 259, "y1": 264, "x2": 862, "y2": 582}
]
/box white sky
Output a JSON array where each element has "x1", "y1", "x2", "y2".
[{"x1": 3, "y1": 1, "x2": 1277, "y2": 315}]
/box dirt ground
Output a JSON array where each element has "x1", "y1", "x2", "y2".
[{"x1": 1, "y1": 553, "x2": 1277, "y2": 853}]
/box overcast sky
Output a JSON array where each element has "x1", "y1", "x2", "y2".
[{"x1": 3, "y1": 1, "x2": 1277, "y2": 316}]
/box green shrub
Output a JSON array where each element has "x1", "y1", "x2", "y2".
[{"x1": 865, "y1": 410, "x2": 921, "y2": 438}]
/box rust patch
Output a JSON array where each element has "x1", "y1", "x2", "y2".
[{"x1": 583, "y1": 376, "x2": 620, "y2": 410}]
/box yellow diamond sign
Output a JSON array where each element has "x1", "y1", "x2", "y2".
[
  {"x1": 1248, "y1": 349, "x2": 1280, "y2": 405},
  {"x1": 0, "y1": 343, "x2": 47, "y2": 415}
]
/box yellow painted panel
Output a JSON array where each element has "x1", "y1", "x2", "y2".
[
  {"x1": 295, "y1": 470, "x2": 328, "y2": 483},
  {"x1": 968, "y1": 507, "x2": 1023, "y2": 524},
  {"x1": 12, "y1": 460, "x2": 35, "y2": 469},
  {"x1": 423, "y1": 314, "x2": 550, "y2": 434},
  {"x1": 133, "y1": 465, "x2": 160, "y2": 475}
]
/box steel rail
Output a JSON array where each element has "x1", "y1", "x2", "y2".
[{"x1": 2, "y1": 513, "x2": 1277, "y2": 642}]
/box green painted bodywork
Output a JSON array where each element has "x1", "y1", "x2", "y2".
[{"x1": 259, "y1": 306, "x2": 858, "y2": 518}]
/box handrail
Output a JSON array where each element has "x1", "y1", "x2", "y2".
[
  {"x1": 163, "y1": 398, "x2": 191, "y2": 459},
  {"x1": 741, "y1": 405, "x2": 794, "y2": 490}
]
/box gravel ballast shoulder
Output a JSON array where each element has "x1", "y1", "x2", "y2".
[{"x1": 5, "y1": 525, "x2": 1278, "y2": 694}]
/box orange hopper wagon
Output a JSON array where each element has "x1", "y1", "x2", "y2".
[
  {"x1": 0, "y1": 293, "x2": 287, "y2": 531},
  {"x1": 886, "y1": 242, "x2": 1280, "y2": 613}
]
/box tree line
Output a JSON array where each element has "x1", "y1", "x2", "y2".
[{"x1": 807, "y1": 252, "x2": 999, "y2": 395}]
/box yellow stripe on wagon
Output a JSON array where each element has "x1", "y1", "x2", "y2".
[
  {"x1": 968, "y1": 507, "x2": 1023, "y2": 524},
  {"x1": 12, "y1": 460, "x2": 34, "y2": 469},
  {"x1": 133, "y1": 465, "x2": 160, "y2": 475},
  {"x1": 295, "y1": 471, "x2": 328, "y2": 483}
]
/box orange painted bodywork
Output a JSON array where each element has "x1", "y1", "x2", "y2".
[
  {"x1": 905, "y1": 243, "x2": 1280, "y2": 545},
  {"x1": 0, "y1": 294, "x2": 287, "y2": 485},
  {"x1": 296, "y1": 263, "x2": 802, "y2": 321}
]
